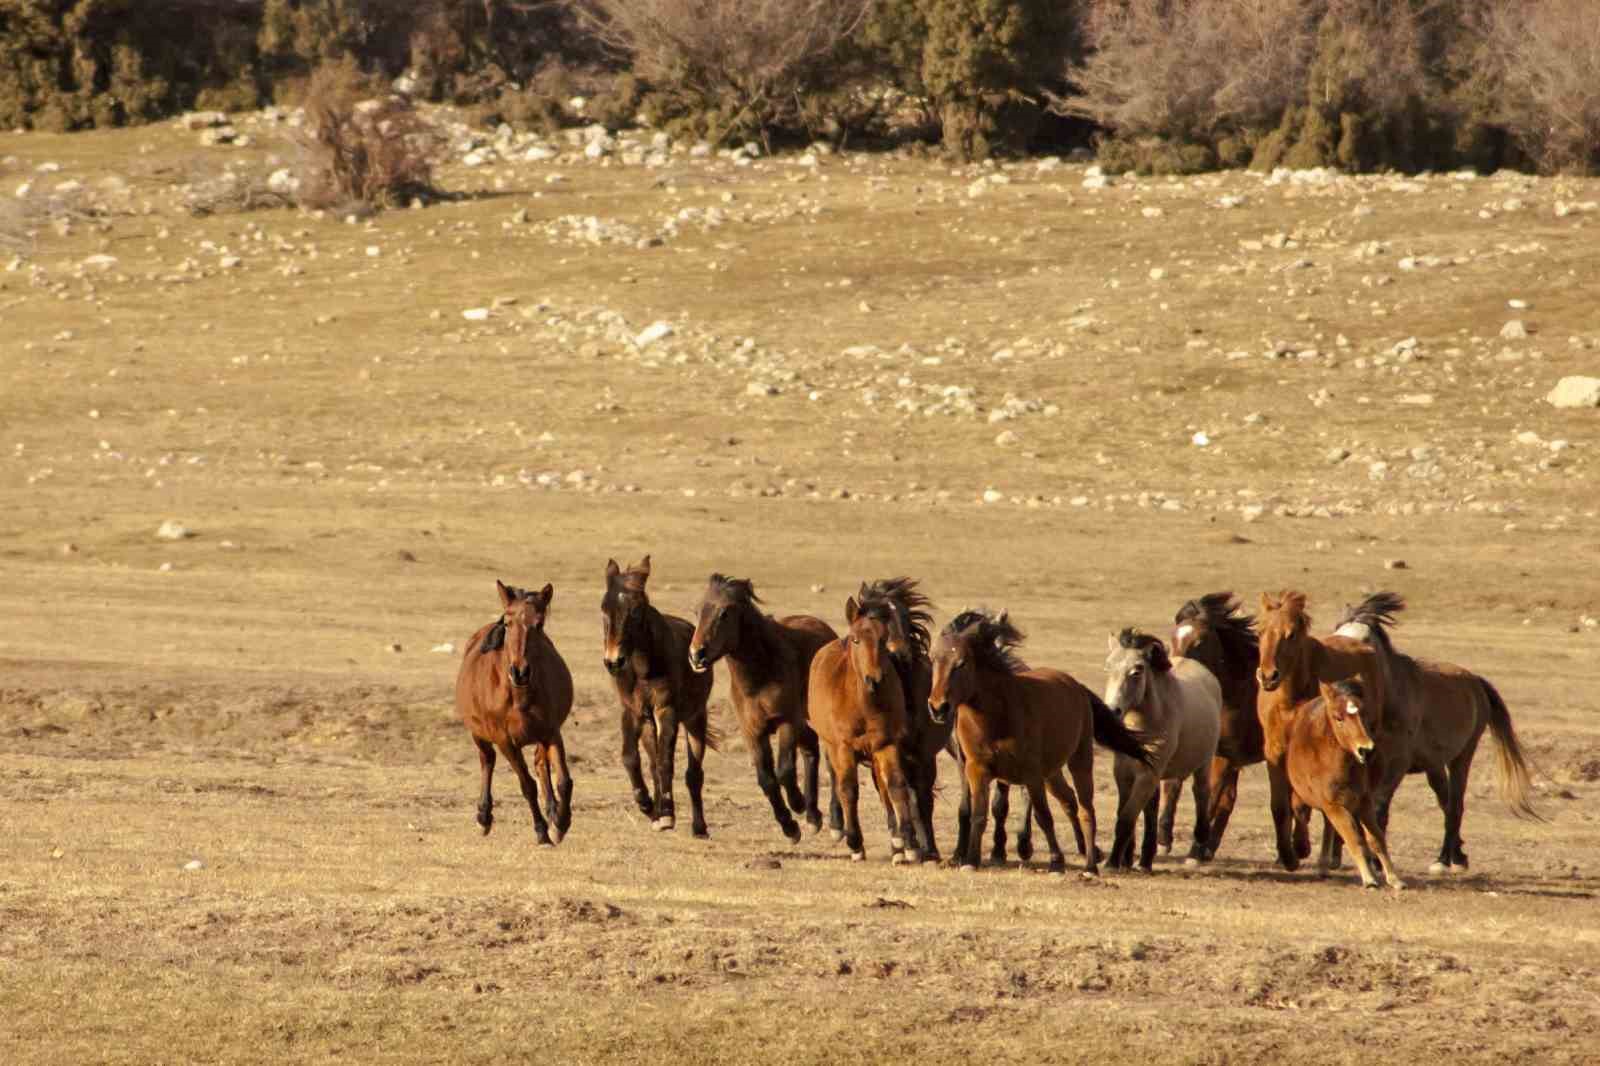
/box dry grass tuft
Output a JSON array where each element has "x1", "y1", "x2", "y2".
[{"x1": 294, "y1": 58, "x2": 446, "y2": 210}]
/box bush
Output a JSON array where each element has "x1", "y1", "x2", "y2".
[
  {"x1": 1475, "y1": 0, "x2": 1600, "y2": 174},
  {"x1": 571, "y1": 0, "x2": 872, "y2": 149},
  {"x1": 294, "y1": 59, "x2": 445, "y2": 210}
]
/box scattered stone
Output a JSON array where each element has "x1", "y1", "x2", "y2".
[
  {"x1": 635, "y1": 321, "x2": 674, "y2": 347},
  {"x1": 1398, "y1": 394, "x2": 1435, "y2": 406},
  {"x1": 1191, "y1": 431, "x2": 1210, "y2": 447},
  {"x1": 994, "y1": 430, "x2": 1019, "y2": 447},
  {"x1": 982, "y1": 488, "x2": 1004, "y2": 504},
  {"x1": 183, "y1": 859, "x2": 205, "y2": 871},
  {"x1": 155, "y1": 520, "x2": 193, "y2": 541},
  {"x1": 461, "y1": 307, "x2": 490, "y2": 321},
  {"x1": 745, "y1": 382, "x2": 778, "y2": 397},
  {"x1": 431, "y1": 642, "x2": 456, "y2": 655},
  {"x1": 1327, "y1": 447, "x2": 1351, "y2": 464},
  {"x1": 1547, "y1": 376, "x2": 1600, "y2": 409},
  {"x1": 1500, "y1": 319, "x2": 1529, "y2": 340},
  {"x1": 386, "y1": 642, "x2": 404, "y2": 654},
  {"x1": 1384, "y1": 559, "x2": 1408, "y2": 571},
  {"x1": 81, "y1": 254, "x2": 118, "y2": 272}
]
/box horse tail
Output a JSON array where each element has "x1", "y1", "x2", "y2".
[
  {"x1": 1480, "y1": 678, "x2": 1541, "y2": 821},
  {"x1": 1089, "y1": 691, "x2": 1154, "y2": 767}
]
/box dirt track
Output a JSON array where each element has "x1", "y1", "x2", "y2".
[{"x1": 2, "y1": 116, "x2": 1599, "y2": 1063}]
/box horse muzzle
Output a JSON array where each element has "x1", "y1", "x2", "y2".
[
  {"x1": 507, "y1": 665, "x2": 531, "y2": 688},
  {"x1": 1257, "y1": 669, "x2": 1281, "y2": 692},
  {"x1": 687, "y1": 648, "x2": 709, "y2": 674},
  {"x1": 928, "y1": 699, "x2": 951, "y2": 725},
  {"x1": 603, "y1": 656, "x2": 624, "y2": 676},
  {"x1": 1354, "y1": 743, "x2": 1372, "y2": 765}
]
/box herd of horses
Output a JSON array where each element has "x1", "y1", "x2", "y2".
[{"x1": 454, "y1": 561, "x2": 1541, "y2": 889}]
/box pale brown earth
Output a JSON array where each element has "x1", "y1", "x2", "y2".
[{"x1": 2, "y1": 113, "x2": 1599, "y2": 1065}]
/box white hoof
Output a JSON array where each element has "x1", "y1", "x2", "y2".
[
  {"x1": 890, "y1": 836, "x2": 905, "y2": 851},
  {"x1": 891, "y1": 851, "x2": 908, "y2": 865},
  {"x1": 1389, "y1": 879, "x2": 1407, "y2": 892},
  {"x1": 850, "y1": 850, "x2": 865, "y2": 863},
  {"x1": 1183, "y1": 857, "x2": 1200, "y2": 868},
  {"x1": 652, "y1": 816, "x2": 674, "y2": 832},
  {"x1": 1427, "y1": 861, "x2": 1447, "y2": 875},
  {"x1": 828, "y1": 829, "x2": 845, "y2": 843},
  {"x1": 959, "y1": 863, "x2": 978, "y2": 873}
]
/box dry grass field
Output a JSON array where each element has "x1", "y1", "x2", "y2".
[{"x1": 3, "y1": 114, "x2": 1599, "y2": 1064}]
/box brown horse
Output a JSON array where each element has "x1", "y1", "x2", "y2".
[
  {"x1": 928, "y1": 610, "x2": 1151, "y2": 874},
  {"x1": 1335, "y1": 592, "x2": 1541, "y2": 872},
  {"x1": 809, "y1": 596, "x2": 922, "y2": 863},
  {"x1": 845, "y1": 578, "x2": 1033, "y2": 864},
  {"x1": 456, "y1": 580, "x2": 574, "y2": 845},
  {"x1": 688, "y1": 574, "x2": 835, "y2": 841},
  {"x1": 1257, "y1": 590, "x2": 1394, "y2": 872},
  {"x1": 1166, "y1": 592, "x2": 1268, "y2": 859},
  {"x1": 602, "y1": 556, "x2": 718, "y2": 837},
  {"x1": 1280, "y1": 678, "x2": 1406, "y2": 890}
]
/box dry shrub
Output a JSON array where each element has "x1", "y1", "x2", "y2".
[
  {"x1": 294, "y1": 58, "x2": 444, "y2": 210},
  {"x1": 1477, "y1": 0, "x2": 1600, "y2": 174},
  {"x1": 570, "y1": 0, "x2": 872, "y2": 147}
]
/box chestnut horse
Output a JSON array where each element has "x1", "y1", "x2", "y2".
[
  {"x1": 456, "y1": 580, "x2": 574, "y2": 845},
  {"x1": 809, "y1": 596, "x2": 922, "y2": 863},
  {"x1": 844, "y1": 578, "x2": 1032, "y2": 864},
  {"x1": 1167, "y1": 592, "x2": 1268, "y2": 859},
  {"x1": 602, "y1": 556, "x2": 718, "y2": 837},
  {"x1": 929, "y1": 610, "x2": 1151, "y2": 875},
  {"x1": 1256, "y1": 590, "x2": 1393, "y2": 872},
  {"x1": 688, "y1": 574, "x2": 834, "y2": 841},
  {"x1": 1280, "y1": 678, "x2": 1405, "y2": 890},
  {"x1": 1335, "y1": 592, "x2": 1540, "y2": 872},
  {"x1": 1102, "y1": 629, "x2": 1222, "y2": 871}
]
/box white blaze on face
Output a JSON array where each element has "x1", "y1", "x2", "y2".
[{"x1": 1175, "y1": 624, "x2": 1194, "y2": 643}]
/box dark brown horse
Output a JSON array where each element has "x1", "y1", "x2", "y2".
[
  {"x1": 928, "y1": 610, "x2": 1151, "y2": 874},
  {"x1": 602, "y1": 555, "x2": 718, "y2": 837},
  {"x1": 456, "y1": 580, "x2": 574, "y2": 845},
  {"x1": 1335, "y1": 592, "x2": 1541, "y2": 872},
  {"x1": 809, "y1": 596, "x2": 922, "y2": 863},
  {"x1": 1256, "y1": 590, "x2": 1391, "y2": 872},
  {"x1": 1279, "y1": 678, "x2": 1405, "y2": 890},
  {"x1": 688, "y1": 574, "x2": 835, "y2": 841},
  {"x1": 1167, "y1": 592, "x2": 1267, "y2": 859}
]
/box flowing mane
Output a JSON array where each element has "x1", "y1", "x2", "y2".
[
  {"x1": 1263, "y1": 589, "x2": 1311, "y2": 631},
  {"x1": 1337, "y1": 592, "x2": 1405, "y2": 655},
  {"x1": 944, "y1": 608, "x2": 1028, "y2": 674},
  {"x1": 707, "y1": 572, "x2": 762, "y2": 607},
  {"x1": 858, "y1": 577, "x2": 933, "y2": 658},
  {"x1": 1117, "y1": 627, "x2": 1172, "y2": 672},
  {"x1": 1175, "y1": 591, "x2": 1258, "y2": 667}
]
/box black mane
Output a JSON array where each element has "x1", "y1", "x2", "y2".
[
  {"x1": 1337, "y1": 591, "x2": 1404, "y2": 655},
  {"x1": 943, "y1": 608, "x2": 1028, "y2": 674},
  {"x1": 1118, "y1": 627, "x2": 1172, "y2": 672},
  {"x1": 858, "y1": 577, "x2": 934, "y2": 658},
  {"x1": 1175, "y1": 591, "x2": 1258, "y2": 666}
]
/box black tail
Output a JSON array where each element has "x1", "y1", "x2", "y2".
[{"x1": 1089, "y1": 691, "x2": 1154, "y2": 767}]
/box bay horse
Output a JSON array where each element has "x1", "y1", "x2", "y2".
[
  {"x1": 844, "y1": 578, "x2": 1033, "y2": 864},
  {"x1": 1167, "y1": 592, "x2": 1268, "y2": 860},
  {"x1": 1281, "y1": 678, "x2": 1405, "y2": 890},
  {"x1": 455, "y1": 580, "x2": 574, "y2": 845},
  {"x1": 602, "y1": 555, "x2": 718, "y2": 837},
  {"x1": 688, "y1": 574, "x2": 834, "y2": 842},
  {"x1": 928, "y1": 610, "x2": 1151, "y2": 875},
  {"x1": 809, "y1": 595, "x2": 922, "y2": 863},
  {"x1": 1335, "y1": 592, "x2": 1541, "y2": 872},
  {"x1": 1256, "y1": 590, "x2": 1395, "y2": 872},
  {"x1": 1102, "y1": 629, "x2": 1222, "y2": 871}
]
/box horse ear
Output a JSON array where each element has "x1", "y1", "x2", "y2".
[
  {"x1": 539, "y1": 583, "x2": 554, "y2": 607},
  {"x1": 497, "y1": 579, "x2": 515, "y2": 609},
  {"x1": 1107, "y1": 633, "x2": 1119, "y2": 655},
  {"x1": 637, "y1": 554, "x2": 651, "y2": 579},
  {"x1": 845, "y1": 596, "x2": 859, "y2": 624},
  {"x1": 605, "y1": 559, "x2": 620, "y2": 579},
  {"x1": 1259, "y1": 592, "x2": 1275, "y2": 614}
]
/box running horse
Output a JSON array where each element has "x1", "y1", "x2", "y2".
[
  {"x1": 602, "y1": 556, "x2": 719, "y2": 837},
  {"x1": 455, "y1": 580, "x2": 574, "y2": 845},
  {"x1": 688, "y1": 574, "x2": 834, "y2": 841}
]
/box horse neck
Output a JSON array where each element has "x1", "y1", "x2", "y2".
[
  {"x1": 725, "y1": 603, "x2": 782, "y2": 693},
  {"x1": 1309, "y1": 637, "x2": 1367, "y2": 687},
  {"x1": 964, "y1": 664, "x2": 1016, "y2": 723},
  {"x1": 634, "y1": 603, "x2": 673, "y2": 678}
]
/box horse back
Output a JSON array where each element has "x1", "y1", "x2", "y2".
[
  {"x1": 777, "y1": 614, "x2": 840, "y2": 662},
  {"x1": 1012, "y1": 667, "x2": 1096, "y2": 770}
]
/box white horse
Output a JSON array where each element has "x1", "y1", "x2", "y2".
[{"x1": 1103, "y1": 629, "x2": 1222, "y2": 871}]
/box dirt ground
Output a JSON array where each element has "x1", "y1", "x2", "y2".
[{"x1": 3, "y1": 115, "x2": 1599, "y2": 1065}]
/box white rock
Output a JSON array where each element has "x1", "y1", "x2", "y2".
[
  {"x1": 635, "y1": 321, "x2": 674, "y2": 347},
  {"x1": 461, "y1": 307, "x2": 490, "y2": 321},
  {"x1": 183, "y1": 859, "x2": 205, "y2": 871},
  {"x1": 155, "y1": 520, "x2": 192, "y2": 541},
  {"x1": 1546, "y1": 376, "x2": 1600, "y2": 409},
  {"x1": 1191, "y1": 431, "x2": 1210, "y2": 447},
  {"x1": 981, "y1": 488, "x2": 1004, "y2": 505},
  {"x1": 266, "y1": 168, "x2": 297, "y2": 194},
  {"x1": 81, "y1": 254, "x2": 118, "y2": 272},
  {"x1": 745, "y1": 382, "x2": 778, "y2": 397},
  {"x1": 994, "y1": 430, "x2": 1019, "y2": 447},
  {"x1": 1500, "y1": 319, "x2": 1529, "y2": 340},
  {"x1": 431, "y1": 642, "x2": 456, "y2": 654}
]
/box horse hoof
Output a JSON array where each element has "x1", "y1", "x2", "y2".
[
  {"x1": 1184, "y1": 857, "x2": 1200, "y2": 868},
  {"x1": 537, "y1": 838, "x2": 555, "y2": 848},
  {"x1": 1389, "y1": 879, "x2": 1407, "y2": 892},
  {"x1": 1362, "y1": 880, "x2": 1380, "y2": 890},
  {"x1": 1048, "y1": 860, "x2": 1067, "y2": 875},
  {"x1": 1428, "y1": 861, "x2": 1448, "y2": 875},
  {"x1": 850, "y1": 851, "x2": 866, "y2": 863},
  {"x1": 479, "y1": 822, "x2": 492, "y2": 836},
  {"x1": 652, "y1": 816, "x2": 674, "y2": 832},
  {"x1": 782, "y1": 823, "x2": 803, "y2": 844},
  {"x1": 959, "y1": 864, "x2": 978, "y2": 873},
  {"x1": 828, "y1": 829, "x2": 845, "y2": 844},
  {"x1": 891, "y1": 851, "x2": 908, "y2": 865},
  {"x1": 890, "y1": 836, "x2": 905, "y2": 851},
  {"x1": 692, "y1": 826, "x2": 710, "y2": 840},
  {"x1": 1160, "y1": 844, "x2": 1172, "y2": 856},
  {"x1": 1080, "y1": 870, "x2": 1099, "y2": 881}
]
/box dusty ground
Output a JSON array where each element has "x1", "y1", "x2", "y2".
[{"x1": 2, "y1": 114, "x2": 1599, "y2": 1064}]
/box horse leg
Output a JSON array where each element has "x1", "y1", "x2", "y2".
[
  {"x1": 751, "y1": 731, "x2": 802, "y2": 843},
  {"x1": 1139, "y1": 787, "x2": 1160, "y2": 872},
  {"x1": 835, "y1": 746, "x2": 865, "y2": 861},
  {"x1": 684, "y1": 718, "x2": 710, "y2": 839},
  {"x1": 1063, "y1": 758, "x2": 1101, "y2": 875},
  {"x1": 1186, "y1": 764, "x2": 1213, "y2": 865},
  {"x1": 1447, "y1": 746, "x2": 1476, "y2": 870},
  {"x1": 989, "y1": 782, "x2": 1011, "y2": 864},
  {"x1": 549, "y1": 734, "x2": 574, "y2": 838},
  {"x1": 868, "y1": 757, "x2": 898, "y2": 857},
  {"x1": 1357, "y1": 795, "x2": 1406, "y2": 891},
  {"x1": 474, "y1": 738, "x2": 496, "y2": 835},
  {"x1": 534, "y1": 745, "x2": 557, "y2": 834},
  {"x1": 1291, "y1": 800, "x2": 1313, "y2": 861},
  {"x1": 1025, "y1": 777, "x2": 1067, "y2": 873},
  {"x1": 799, "y1": 725, "x2": 823, "y2": 832},
  {"x1": 1203, "y1": 757, "x2": 1238, "y2": 860},
  {"x1": 651, "y1": 705, "x2": 679, "y2": 831},
  {"x1": 916, "y1": 749, "x2": 940, "y2": 863},
  {"x1": 962, "y1": 765, "x2": 993, "y2": 872},
  {"x1": 1014, "y1": 786, "x2": 1035, "y2": 862},
  {"x1": 620, "y1": 708, "x2": 652, "y2": 818},
  {"x1": 775, "y1": 721, "x2": 805, "y2": 816},
  {"x1": 877, "y1": 746, "x2": 922, "y2": 864},
  {"x1": 1109, "y1": 758, "x2": 1140, "y2": 870},
  {"x1": 504, "y1": 744, "x2": 552, "y2": 846},
  {"x1": 827, "y1": 763, "x2": 845, "y2": 842},
  {"x1": 1157, "y1": 778, "x2": 1181, "y2": 855},
  {"x1": 1266, "y1": 761, "x2": 1300, "y2": 872},
  {"x1": 1323, "y1": 803, "x2": 1381, "y2": 889},
  {"x1": 1424, "y1": 766, "x2": 1452, "y2": 874},
  {"x1": 954, "y1": 751, "x2": 973, "y2": 867},
  {"x1": 1046, "y1": 770, "x2": 1086, "y2": 856}
]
